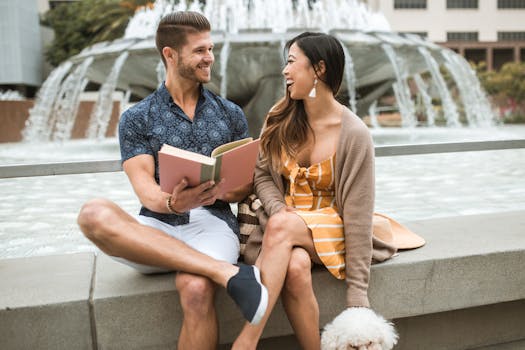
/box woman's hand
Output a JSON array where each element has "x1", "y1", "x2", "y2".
[
  {"x1": 218, "y1": 182, "x2": 253, "y2": 203},
  {"x1": 278, "y1": 206, "x2": 297, "y2": 214}
]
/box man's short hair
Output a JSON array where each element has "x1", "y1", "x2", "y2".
[{"x1": 156, "y1": 11, "x2": 211, "y2": 66}]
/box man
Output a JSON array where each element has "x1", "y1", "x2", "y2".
[{"x1": 77, "y1": 11, "x2": 267, "y2": 349}]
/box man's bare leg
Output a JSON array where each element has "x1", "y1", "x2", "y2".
[
  {"x1": 176, "y1": 273, "x2": 218, "y2": 350},
  {"x1": 77, "y1": 198, "x2": 238, "y2": 286},
  {"x1": 79, "y1": 198, "x2": 267, "y2": 326},
  {"x1": 281, "y1": 248, "x2": 320, "y2": 350}
]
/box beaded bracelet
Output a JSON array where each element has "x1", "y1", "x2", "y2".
[{"x1": 166, "y1": 195, "x2": 185, "y2": 215}]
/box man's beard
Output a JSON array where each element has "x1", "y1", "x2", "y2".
[{"x1": 177, "y1": 60, "x2": 211, "y2": 83}]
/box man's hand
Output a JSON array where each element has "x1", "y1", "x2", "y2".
[{"x1": 168, "y1": 178, "x2": 223, "y2": 213}]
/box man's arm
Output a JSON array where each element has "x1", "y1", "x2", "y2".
[{"x1": 123, "y1": 154, "x2": 220, "y2": 214}]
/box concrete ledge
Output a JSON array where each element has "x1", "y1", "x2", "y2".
[
  {"x1": 368, "y1": 210, "x2": 525, "y2": 319},
  {"x1": 1, "y1": 211, "x2": 524, "y2": 349},
  {"x1": 0, "y1": 253, "x2": 95, "y2": 350},
  {"x1": 393, "y1": 300, "x2": 525, "y2": 349}
]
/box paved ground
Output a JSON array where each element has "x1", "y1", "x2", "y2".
[{"x1": 1, "y1": 127, "x2": 524, "y2": 259}]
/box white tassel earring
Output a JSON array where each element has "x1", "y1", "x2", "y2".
[{"x1": 308, "y1": 78, "x2": 317, "y2": 98}]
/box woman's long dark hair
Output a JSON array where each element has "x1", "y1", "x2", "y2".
[{"x1": 259, "y1": 32, "x2": 345, "y2": 171}]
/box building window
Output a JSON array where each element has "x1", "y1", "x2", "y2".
[
  {"x1": 447, "y1": 32, "x2": 479, "y2": 41},
  {"x1": 498, "y1": 31, "x2": 525, "y2": 41},
  {"x1": 493, "y1": 49, "x2": 515, "y2": 70},
  {"x1": 447, "y1": 0, "x2": 478, "y2": 9},
  {"x1": 497, "y1": 0, "x2": 525, "y2": 8},
  {"x1": 394, "y1": 0, "x2": 427, "y2": 9},
  {"x1": 464, "y1": 49, "x2": 486, "y2": 65}
]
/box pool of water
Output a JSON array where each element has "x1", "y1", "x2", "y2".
[
  {"x1": 2, "y1": 125, "x2": 524, "y2": 165},
  {"x1": 0, "y1": 138, "x2": 121, "y2": 165},
  {"x1": 1, "y1": 125, "x2": 524, "y2": 259}
]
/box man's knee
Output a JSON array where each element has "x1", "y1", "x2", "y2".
[
  {"x1": 176, "y1": 273, "x2": 216, "y2": 315},
  {"x1": 77, "y1": 198, "x2": 117, "y2": 241},
  {"x1": 284, "y1": 249, "x2": 312, "y2": 296}
]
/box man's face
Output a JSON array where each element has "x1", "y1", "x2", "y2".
[{"x1": 176, "y1": 31, "x2": 214, "y2": 83}]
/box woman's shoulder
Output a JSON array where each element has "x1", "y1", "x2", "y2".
[{"x1": 340, "y1": 107, "x2": 372, "y2": 140}]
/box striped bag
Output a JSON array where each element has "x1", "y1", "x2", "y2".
[{"x1": 236, "y1": 194, "x2": 267, "y2": 263}]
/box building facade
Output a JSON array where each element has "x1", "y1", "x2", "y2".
[
  {"x1": 368, "y1": 0, "x2": 525, "y2": 70},
  {"x1": 0, "y1": 0, "x2": 43, "y2": 95}
]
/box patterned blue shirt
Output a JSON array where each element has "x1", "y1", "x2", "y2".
[{"x1": 119, "y1": 83, "x2": 249, "y2": 234}]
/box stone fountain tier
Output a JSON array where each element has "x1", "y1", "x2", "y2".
[{"x1": 70, "y1": 30, "x2": 446, "y2": 136}]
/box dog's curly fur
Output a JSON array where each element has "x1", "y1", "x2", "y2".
[{"x1": 321, "y1": 308, "x2": 398, "y2": 350}]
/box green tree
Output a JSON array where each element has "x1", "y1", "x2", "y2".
[
  {"x1": 43, "y1": 0, "x2": 154, "y2": 66},
  {"x1": 481, "y1": 62, "x2": 525, "y2": 103},
  {"x1": 476, "y1": 62, "x2": 525, "y2": 122}
]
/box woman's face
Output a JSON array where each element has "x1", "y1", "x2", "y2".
[{"x1": 282, "y1": 43, "x2": 316, "y2": 100}]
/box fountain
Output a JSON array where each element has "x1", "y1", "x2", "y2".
[
  {"x1": 3, "y1": 0, "x2": 525, "y2": 260},
  {"x1": 22, "y1": 0, "x2": 496, "y2": 141}
]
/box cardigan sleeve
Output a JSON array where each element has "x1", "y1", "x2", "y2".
[
  {"x1": 336, "y1": 113, "x2": 375, "y2": 308},
  {"x1": 254, "y1": 155, "x2": 286, "y2": 217}
]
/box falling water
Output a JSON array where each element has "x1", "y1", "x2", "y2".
[
  {"x1": 122, "y1": 90, "x2": 132, "y2": 115},
  {"x1": 441, "y1": 50, "x2": 495, "y2": 127},
  {"x1": 219, "y1": 39, "x2": 231, "y2": 98},
  {"x1": 368, "y1": 100, "x2": 380, "y2": 128},
  {"x1": 86, "y1": 51, "x2": 129, "y2": 139},
  {"x1": 125, "y1": 0, "x2": 390, "y2": 38},
  {"x1": 22, "y1": 0, "x2": 394, "y2": 143},
  {"x1": 22, "y1": 61, "x2": 73, "y2": 142},
  {"x1": 0, "y1": 90, "x2": 24, "y2": 100},
  {"x1": 279, "y1": 38, "x2": 287, "y2": 64},
  {"x1": 382, "y1": 44, "x2": 417, "y2": 128},
  {"x1": 296, "y1": 0, "x2": 313, "y2": 28},
  {"x1": 50, "y1": 57, "x2": 94, "y2": 142},
  {"x1": 413, "y1": 73, "x2": 436, "y2": 127},
  {"x1": 341, "y1": 44, "x2": 357, "y2": 113},
  {"x1": 22, "y1": 0, "x2": 496, "y2": 143},
  {"x1": 156, "y1": 60, "x2": 166, "y2": 86},
  {"x1": 417, "y1": 46, "x2": 460, "y2": 127}
]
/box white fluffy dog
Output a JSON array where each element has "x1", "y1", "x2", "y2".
[{"x1": 321, "y1": 307, "x2": 398, "y2": 350}]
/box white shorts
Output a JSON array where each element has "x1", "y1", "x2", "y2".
[{"x1": 111, "y1": 207, "x2": 240, "y2": 274}]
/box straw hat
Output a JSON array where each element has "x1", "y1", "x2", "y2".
[{"x1": 373, "y1": 213, "x2": 425, "y2": 250}]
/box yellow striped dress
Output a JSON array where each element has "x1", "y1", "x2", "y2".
[{"x1": 282, "y1": 154, "x2": 346, "y2": 279}]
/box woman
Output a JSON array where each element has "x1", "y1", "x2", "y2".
[{"x1": 233, "y1": 32, "x2": 398, "y2": 350}]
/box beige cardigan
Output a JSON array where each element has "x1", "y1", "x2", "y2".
[{"x1": 251, "y1": 108, "x2": 396, "y2": 308}]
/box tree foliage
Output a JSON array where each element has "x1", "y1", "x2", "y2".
[
  {"x1": 475, "y1": 62, "x2": 525, "y2": 122},
  {"x1": 476, "y1": 62, "x2": 525, "y2": 104},
  {"x1": 42, "y1": 0, "x2": 154, "y2": 66}
]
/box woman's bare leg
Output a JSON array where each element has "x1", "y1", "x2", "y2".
[
  {"x1": 232, "y1": 211, "x2": 320, "y2": 349},
  {"x1": 282, "y1": 248, "x2": 320, "y2": 350}
]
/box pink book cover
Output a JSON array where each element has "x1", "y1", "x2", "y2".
[
  {"x1": 215, "y1": 139, "x2": 260, "y2": 193},
  {"x1": 158, "y1": 146, "x2": 214, "y2": 193},
  {"x1": 158, "y1": 138, "x2": 260, "y2": 195}
]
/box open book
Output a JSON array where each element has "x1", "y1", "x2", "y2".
[{"x1": 159, "y1": 137, "x2": 260, "y2": 194}]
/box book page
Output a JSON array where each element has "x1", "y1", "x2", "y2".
[
  {"x1": 160, "y1": 144, "x2": 215, "y2": 165},
  {"x1": 211, "y1": 137, "x2": 253, "y2": 157}
]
